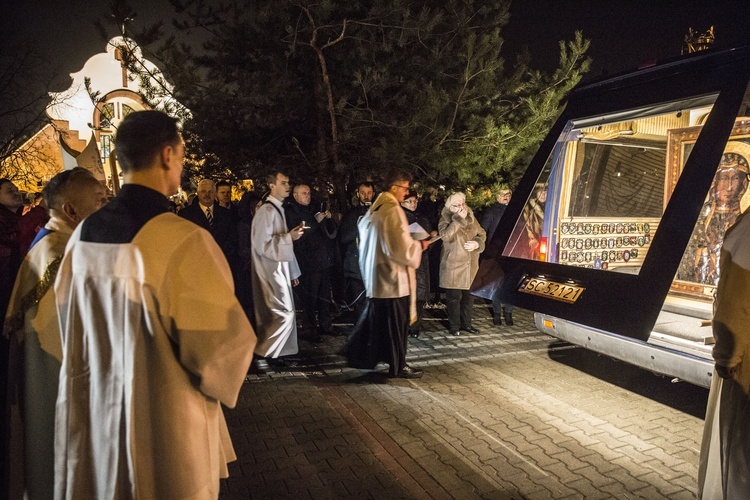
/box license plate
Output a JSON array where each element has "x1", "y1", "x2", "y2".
[{"x1": 518, "y1": 276, "x2": 585, "y2": 304}]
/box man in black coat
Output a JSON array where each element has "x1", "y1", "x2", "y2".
[
  {"x1": 285, "y1": 184, "x2": 338, "y2": 339},
  {"x1": 480, "y1": 186, "x2": 513, "y2": 326},
  {"x1": 338, "y1": 181, "x2": 374, "y2": 322},
  {"x1": 179, "y1": 179, "x2": 238, "y2": 268}
]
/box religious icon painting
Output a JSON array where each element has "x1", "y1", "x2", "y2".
[
  {"x1": 601, "y1": 250, "x2": 608, "y2": 261},
  {"x1": 629, "y1": 223, "x2": 637, "y2": 232},
  {"x1": 608, "y1": 238, "x2": 615, "y2": 248},
  {"x1": 576, "y1": 222, "x2": 584, "y2": 234},
  {"x1": 584, "y1": 224, "x2": 592, "y2": 234},
  {"x1": 644, "y1": 222, "x2": 650, "y2": 233},
  {"x1": 585, "y1": 238, "x2": 592, "y2": 249},
  {"x1": 609, "y1": 223, "x2": 616, "y2": 233},
  {"x1": 631, "y1": 248, "x2": 639, "y2": 258},
  {"x1": 616, "y1": 223, "x2": 624, "y2": 234},
  {"x1": 609, "y1": 250, "x2": 617, "y2": 261},
  {"x1": 623, "y1": 250, "x2": 631, "y2": 262},
  {"x1": 593, "y1": 239, "x2": 600, "y2": 248},
  {"x1": 601, "y1": 261, "x2": 608, "y2": 270},
  {"x1": 637, "y1": 223, "x2": 644, "y2": 232},
  {"x1": 616, "y1": 237, "x2": 623, "y2": 247},
  {"x1": 561, "y1": 223, "x2": 569, "y2": 234},
  {"x1": 585, "y1": 251, "x2": 592, "y2": 261},
  {"x1": 594, "y1": 257, "x2": 602, "y2": 269},
  {"x1": 561, "y1": 250, "x2": 568, "y2": 260},
  {"x1": 638, "y1": 236, "x2": 645, "y2": 246},
  {"x1": 593, "y1": 224, "x2": 600, "y2": 234},
  {"x1": 569, "y1": 251, "x2": 577, "y2": 262},
  {"x1": 576, "y1": 239, "x2": 584, "y2": 249}
]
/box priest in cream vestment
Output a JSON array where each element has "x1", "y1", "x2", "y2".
[
  {"x1": 4, "y1": 168, "x2": 106, "y2": 500},
  {"x1": 53, "y1": 111, "x2": 256, "y2": 500}
]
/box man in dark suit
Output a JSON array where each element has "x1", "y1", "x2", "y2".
[
  {"x1": 480, "y1": 186, "x2": 513, "y2": 326},
  {"x1": 179, "y1": 179, "x2": 238, "y2": 267},
  {"x1": 285, "y1": 184, "x2": 337, "y2": 340}
]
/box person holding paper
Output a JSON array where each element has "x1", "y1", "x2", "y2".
[{"x1": 402, "y1": 190, "x2": 436, "y2": 337}]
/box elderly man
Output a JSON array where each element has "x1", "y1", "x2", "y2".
[
  {"x1": 251, "y1": 171, "x2": 305, "y2": 369},
  {"x1": 53, "y1": 111, "x2": 256, "y2": 499},
  {"x1": 179, "y1": 179, "x2": 237, "y2": 264},
  {"x1": 285, "y1": 184, "x2": 337, "y2": 339},
  {"x1": 4, "y1": 168, "x2": 106, "y2": 499},
  {"x1": 344, "y1": 169, "x2": 431, "y2": 378}
]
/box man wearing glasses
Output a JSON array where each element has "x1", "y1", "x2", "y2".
[
  {"x1": 344, "y1": 169, "x2": 432, "y2": 378},
  {"x1": 480, "y1": 186, "x2": 514, "y2": 325}
]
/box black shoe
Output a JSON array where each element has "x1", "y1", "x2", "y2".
[
  {"x1": 493, "y1": 314, "x2": 502, "y2": 326},
  {"x1": 504, "y1": 313, "x2": 514, "y2": 326},
  {"x1": 396, "y1": 365, "x2": 423, "y2": 379},
  {"x1": 408, "y1": 329, "x2": 420, "y2": 338},
  {"x1": 248, "y1": 358, "x2": 271, "y2": 374},
  {"x1": 449, "y1": 329, "x2": 460, "y2": 336},
  {"x1": 461, "y1": 326, "x2": 479, "y2": 334},
  {"x1": 267, "y1": 356, "x2": 298, "y2": 368}
]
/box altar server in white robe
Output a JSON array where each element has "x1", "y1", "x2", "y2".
[
  {"x1": 251, "y1": 171, "x2": 305, "y2": 359},
  {"x1": 53, "y1": 111, "x2": 256, "y2": 500},
  {"x1": 4, "y1": 168, "x2": 106, "y2": 500},
  {"x1": 699, "y1": 206, "x2": 750, "y2": 499}
]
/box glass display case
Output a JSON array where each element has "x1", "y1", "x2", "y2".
[{"x1": 474, "y1": 47, "x2": 750, "y2": 387}]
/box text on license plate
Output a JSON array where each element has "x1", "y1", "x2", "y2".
[{"x1": 518, "y1": 277, "x2": 585, "y2": 304}]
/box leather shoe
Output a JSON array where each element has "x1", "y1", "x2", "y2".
[
  {"x1": 504, "y1": 313, "x2": 514, "y2": 326},
  {"x1": 408, "y1": 329, "x2": 420, "y2": 338},
  {"x1": 461, "y1": 326, "x2": 479, "y2": 334},
  {"x1": 248, "y1": 358, "x2": 271, "y2": 374},
  {"x1": 449, "y1": 329, "x2": 460, "y2": 336},
  {"x1": 396, "y1": 365, "x2": 423, "y2": 379}
]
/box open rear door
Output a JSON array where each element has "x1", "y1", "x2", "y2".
[{"x1": 473, "y1": 46, "x2": 750, "y2": 341}]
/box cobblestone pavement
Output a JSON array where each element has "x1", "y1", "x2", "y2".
[{"x1": 221, "y1": 303, "x2": 709, "y2": 499}]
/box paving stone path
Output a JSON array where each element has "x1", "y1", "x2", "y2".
[{"x1": 221, "y1": 304, "x2": 709, "y2": 499}]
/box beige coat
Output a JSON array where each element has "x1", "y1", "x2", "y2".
[
  {"x1": 358, "y1": 192, "x2": 422, "y2": 299},
  {"x1": 54, "y1": 213, "x2": 256, "y2": 500},
  {"x1": 438, "y1": 206, "x2": 486, "y2": 290}
]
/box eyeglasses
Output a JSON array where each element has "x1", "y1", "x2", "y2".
[{"x1": 392, "y1": 184, "x2": 410, "y2": 190}]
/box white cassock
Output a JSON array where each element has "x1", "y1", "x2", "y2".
[
  {"x1": 251, "y1": 196, "x2": 300, "y2": 358},
  {"x1": 4, "y1": 217, "x2": 69, "y2": 500},
  {"x1": 698, "y1": 212, "x2": 750, "y2": 499},
  {"x1": 54, "y1": 213, "x2": 256, "y2": 500}
]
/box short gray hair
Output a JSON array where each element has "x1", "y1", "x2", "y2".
[{"x1": 445, "y1": 191, "x2": 466, "y2": 208}]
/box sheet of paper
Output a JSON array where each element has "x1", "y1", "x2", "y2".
[{"x1": 408, "y1": 222, "x2": 430, "y2": 240}]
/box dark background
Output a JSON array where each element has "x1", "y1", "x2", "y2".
[{"x1": 2, "y1": 0, "x2": 749, "y2": 92}]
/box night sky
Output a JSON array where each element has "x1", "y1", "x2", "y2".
[{"x1": 2, "y1": 0, "x2": 749, "y2": 91}]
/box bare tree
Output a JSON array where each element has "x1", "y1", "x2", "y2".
[{"x1": 0, "y1": 44, "x2": 66, "y2": 189}]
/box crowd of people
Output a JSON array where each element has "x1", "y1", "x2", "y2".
[{"x1": 0, "y1": 110, "x2": 518, "y2": 498}]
